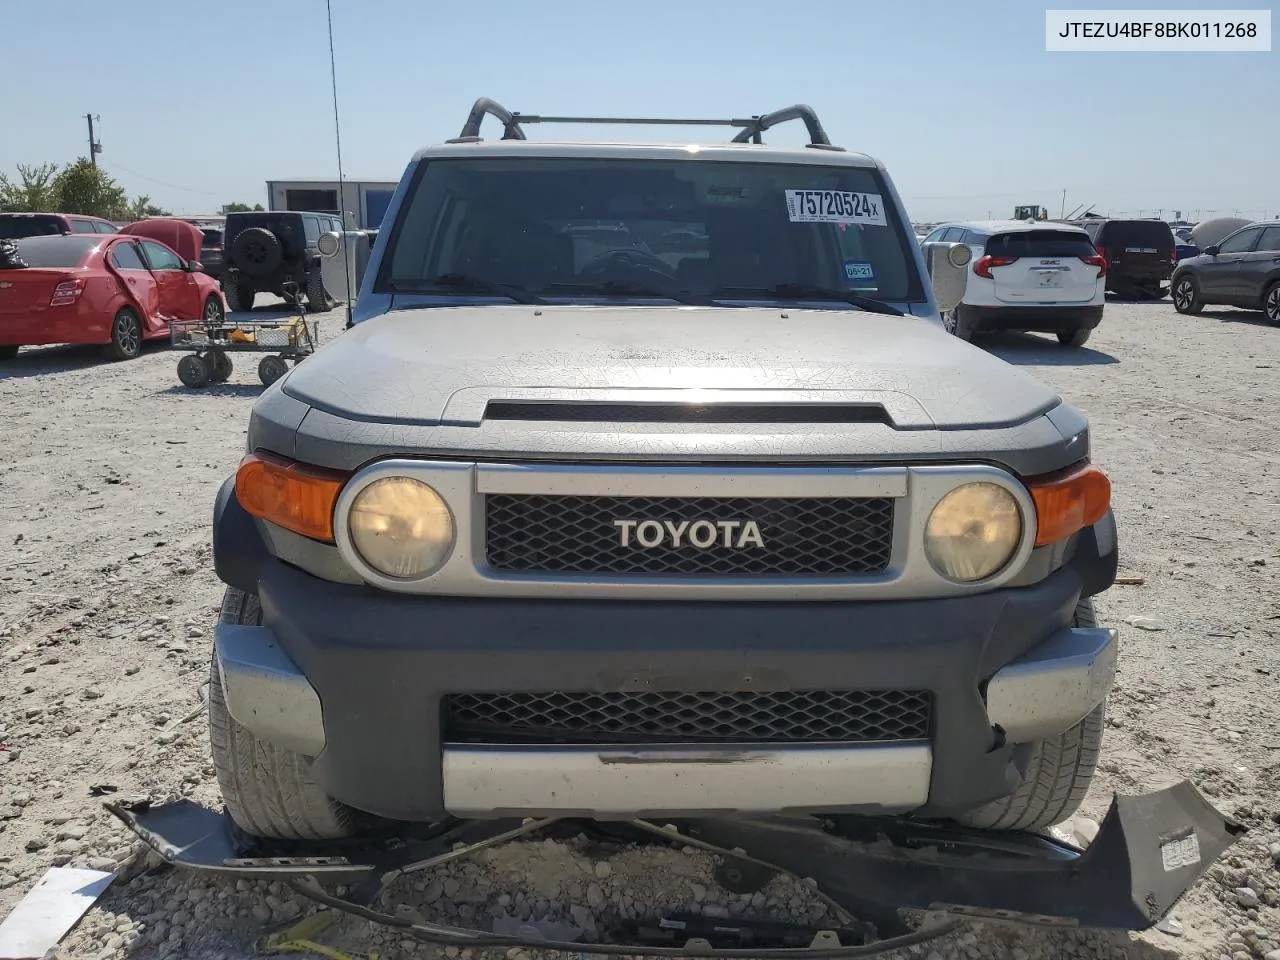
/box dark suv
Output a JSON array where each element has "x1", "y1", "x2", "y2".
[
  {"x1": 0, "y1": 212, "x2": 119, "y2": 238},
  {"x1": 220, "y1": 210, "x2": 343, "y2": 313},
  {"x1": 1079, "y1": 218, "x2": 1175, "y2": 299},
  {"x1": 198, "y1": 227, "x2": 225, "y2": 279}
]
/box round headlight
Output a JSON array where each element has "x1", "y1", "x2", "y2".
[
  {"x1": 924, "y1": 482, "x2": 1023, "y2": 583},
  {"x1": 348, "y1": 477, "x2": 454, "y2": 579}
]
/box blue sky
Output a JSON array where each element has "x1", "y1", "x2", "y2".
[{"x1": 3, "y1": 0, "x2": 1275, "y2": 222}]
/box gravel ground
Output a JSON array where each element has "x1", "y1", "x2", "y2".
[{"x1": 1, "y1": 297, "x2": 1278, "y2": 960}]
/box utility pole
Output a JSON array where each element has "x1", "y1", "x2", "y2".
[
  {"x1": 1061, "y1": 189, "x2": 1066, "y2": 219},
  {"x1": 84, "y1": 113, "x2": 102, "y2": 166}
]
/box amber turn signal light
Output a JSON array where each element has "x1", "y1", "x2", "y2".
[
  {"x1": 1026, "y1": 463, "x2": 1111, "y2": 547},
  {"x1": 235, "y1": 452, "x2": 349, "y2": 542}
]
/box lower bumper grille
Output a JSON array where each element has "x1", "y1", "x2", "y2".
[
  {"x1": 484, "y1": 495, "x2": 895, "y2": 576},
  {"x1": 441, "y1": 690, "x2": 932, "y2": 745}
]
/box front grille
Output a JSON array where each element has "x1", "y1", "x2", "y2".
[
  {"x1": 441, "y1": 690, "x2": 932, "y2": 745},
  {"x1": 484, "y1": 495, "x2": 895, "y2": 576}
]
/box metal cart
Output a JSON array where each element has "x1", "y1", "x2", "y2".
[{"x1": 170, "y1": 285, "x2": 319, "y2": 388}]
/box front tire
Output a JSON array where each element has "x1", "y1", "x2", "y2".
[
  {"x1": 104, "y1": 308, "x2": 143, "y2": 361},
  {"x1": 1172, "y1": 276, "x2": 1203, "y2": 314},
  {"x1": 954, "y1": 598, "x2": 1106, "y2": 832},
  {"x1": 209, "y1": 588, "x2": 361, "y2": 840},
  {"x1": 941, "y1": 305, "x2": 972, "y2": 342},
  {"x1": 1264, "y1": 281, "x2": 1280, "y2": 324},
  {"x1": 1057, "y1": 328, "x2": 1092, "y2": 348},
  {"x1": 203, "y1": 294, "x2": 225, "y2": 326}
]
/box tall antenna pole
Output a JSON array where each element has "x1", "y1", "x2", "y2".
[
  {"x1": 325, "y1": 0, "x2": 357, "y2": 330},
  {"x1": 84, "y1": 113, "x2": 102, "y2": 166},
  {"x1": 1061, "y1": 189, "x2": 1066, "y2": 219}
]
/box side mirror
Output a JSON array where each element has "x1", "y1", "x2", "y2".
[
  {"x1": 921, "y1": 241, "x2": 971, "y2": 314},
  {"x1": 186, "y1": 259, "x2": 203, "y2": 272},
  {"x1": 1203, "y1": 244, "x2": 1220, "y2": 256}
]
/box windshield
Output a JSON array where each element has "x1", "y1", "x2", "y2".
[
  {"x1": 0, "y1": 215, "x2": 66, "y2": 240},
  {"x1": 379, "y1": 158, "x2": 922, "y2": 304}
]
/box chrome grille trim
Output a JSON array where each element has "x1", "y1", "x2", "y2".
[{"x1": 330, "y1": 460, "x2": 1038, "y2": 600}]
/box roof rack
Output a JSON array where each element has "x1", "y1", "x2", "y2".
[{"x1": 450, "y1": 98, "x2": 842, "y2": 150}]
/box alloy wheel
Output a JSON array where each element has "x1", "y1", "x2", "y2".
[
  {"x1": 118, "y1": 315, "x2": 140, "y2": 356},
  {"x1": 1174, "y1": 281, "x2": 1193, "y2": 311}
]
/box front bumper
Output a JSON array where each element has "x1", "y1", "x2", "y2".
[
  {"x1": 213, "y1": 486, "x2": 1120, "y2": 824},
  {"x1": 109, "y1": 782, "x2": 1245, "y2": 940}
]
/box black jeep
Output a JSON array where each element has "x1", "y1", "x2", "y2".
[{"x1": 220, "y1": 210, "x2": 343, "y2": 313}]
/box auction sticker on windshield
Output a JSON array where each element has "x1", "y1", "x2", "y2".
[{"x1": 785, "y1": 190, "x2": 887, "y2": 226}]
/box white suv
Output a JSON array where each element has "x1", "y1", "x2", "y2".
[{"x1": 921, "y1": 220, "x2": 1106, "y2": 347}]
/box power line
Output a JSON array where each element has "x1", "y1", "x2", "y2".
[{"x1": 99, "y1": 159, "x2": 224, "y2": 197}]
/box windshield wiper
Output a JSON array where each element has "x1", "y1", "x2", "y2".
[
  {"x1": 542, "y1": 281, "x2": 713, "y2": 307},
  {"x1": 711, "y1": 283, "x2": 904, "y2": 316},
  {"x1": 397, "y1": 273, "x2": 545, "y2": 305}
]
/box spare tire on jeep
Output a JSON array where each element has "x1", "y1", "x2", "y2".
[{"x1": 230, "y1": 227, "x2": 283, "y2": 277}]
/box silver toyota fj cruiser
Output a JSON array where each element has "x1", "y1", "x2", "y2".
[{"x1": 209, "y1": 99, "x2": 1119, "y2": 841}]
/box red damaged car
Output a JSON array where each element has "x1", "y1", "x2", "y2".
[{"x1": 0, "y1": 221, "x2": 225, "y2": 361}]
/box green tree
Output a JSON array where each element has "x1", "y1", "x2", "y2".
[
  {"x1": 0, "y1": 162, "x2": 62, "y2": 212},
  {"x1": 222, "y1": 201, "x2": 265, "y2": 213},
  {"x1": 127, "y1": 194, "x2": 172, "y2": 219},
  {"x1": 52, "y1": 159, "x2": 128, "y2": 218}
]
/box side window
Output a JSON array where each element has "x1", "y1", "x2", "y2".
[
  {"x1": 110, "y1": 241, "x2": 147, "y2": 270},
  {"x1": 1255, "y1": 226, "x2": 1280, "y2": 252},
  {"x1": 139, "y1": 240, "x2": 185, "y2": 270},
  {"x1": 1218, "y1": 228, "x2": 1261, "y2": 255},
  {"x1": 303, "y1": 216, "x2": 321, "y2": 243},
  {"x1": 93, "y1": 221, "x2": 116, "y2": 234},
  {"x1": 962, "y1": 230, "x2": 985, "y2": 246},
  {"x1": 923, "y1": 227, "x2": 946, "y2": 243},
  {"x1": 69, "y1": 219, "x2": 97, "y2": 234},
  {"x1": 329, "y1": 217, "x2": 343, "y2": 233},
  {"x1": 940, "y1": 227, "x2": 964, "y2": 242}
]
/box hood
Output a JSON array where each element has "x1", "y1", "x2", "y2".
[
  {"x1": 282, "y1": 305, "x2": 1060, "y2": 431},
  {"x1": 119, "y1": 219, "x2": 203, "y2": 262},
  {"x1": 1190, "y1": 217, "x2": 1251, "y2": 249}
]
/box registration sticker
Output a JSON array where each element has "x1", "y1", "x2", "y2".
[
  {"x1": 785, "y1": 189, "x2": 887, "y2": 226},
  {"x1": 844, "y1": 260, "x2": 876, "y2": 287}
]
